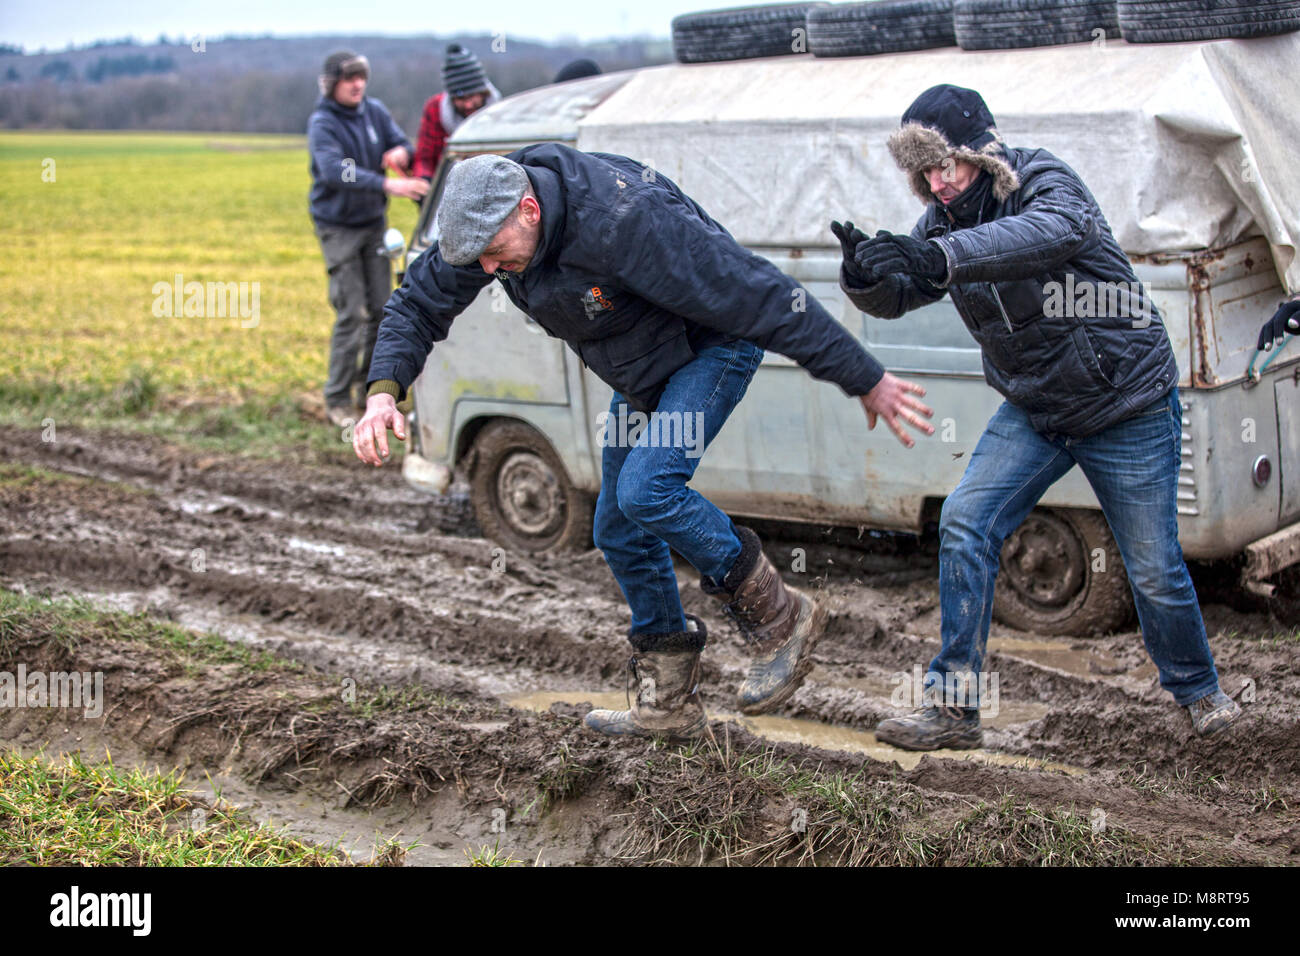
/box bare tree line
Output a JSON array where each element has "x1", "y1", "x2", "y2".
[{"x1": 0, "y1": 34, "x2": 671, "y2": 133}]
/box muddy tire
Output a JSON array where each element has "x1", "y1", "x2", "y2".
[
  {"x1": 1117, "y1": 0, "x2": 1300, "y2": 43},
  {"x1": 993, "y1": 507, "x2": 1135, "y2": 637},
  {"x1": 808, "y1": 1, "x2": 957, "y2": 57},
  {"x1": 671, "y1": 3, "x2": 828, "y2": 63},
  {"x1": 468, "y1": 421, "x2": 594, "y2": 555},
  {"x1": 954, "y1": 0, "x2": 1119, "y2": 50}
]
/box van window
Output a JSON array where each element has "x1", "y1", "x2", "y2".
[{"x1": 417, "y1": 157, "x2": 459, "y2": 247}]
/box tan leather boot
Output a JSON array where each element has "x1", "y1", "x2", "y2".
[
  {"x1": 704, "y1": 525, "x2": 827, "y2": 715},
  {"x1": 584, "y1": 616, "x2": 708, "y2": 740}
]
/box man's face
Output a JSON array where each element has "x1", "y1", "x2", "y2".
[
  {"x1": 452, "y1": 91, "x2": 489, "y2": 117},
  {"x1": 478, "y1": 196, "x2": 542, "y2": 275},
  {"x1": 333, "y1": 71, "x2": 367, "y2": 107},
  {"x1": 927, "y1": 158, "x2": 979, "y2": 205}
]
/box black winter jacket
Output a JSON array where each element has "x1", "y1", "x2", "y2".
[
  {"x1": 307, "y1": 96, "x2": 411, "y2": 228},
  {"x1": 369, "y1": 143, "x2": 885, "y2": 412},
  {"x1": 843, "y1": 147, "x2": 1178, "y2": 437}
]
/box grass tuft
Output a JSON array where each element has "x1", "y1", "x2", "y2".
[{"x1": 0, "y1": 748, "x2": 346, "y2": 866}]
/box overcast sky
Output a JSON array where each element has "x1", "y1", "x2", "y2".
[{"x1": 1, "y1": 0, "x2": 711, "y2": 50}]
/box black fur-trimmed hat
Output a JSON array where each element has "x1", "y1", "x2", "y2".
[{"x1": 888, "y1": 84, "x2": 1020, "y2": 204}]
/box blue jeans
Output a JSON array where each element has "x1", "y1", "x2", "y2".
[
  {"x1": 933, "y1": 387, "x2": 1219, "y2": 707},
  {"x1": 593, "y1": 340, "x2": 764, "y2": 637}
]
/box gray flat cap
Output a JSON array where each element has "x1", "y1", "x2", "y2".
[{"x1": 434, "y1": 155, "x2": 530, "y2": 266}]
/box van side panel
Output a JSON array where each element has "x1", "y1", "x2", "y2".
[{"x1": 411, "y1": 291, "x2": 571, "y2": 461}]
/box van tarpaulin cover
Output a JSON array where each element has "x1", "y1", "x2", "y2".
[{"x1": 576, "y1": 32, "x2": 1300, "y2": 293}]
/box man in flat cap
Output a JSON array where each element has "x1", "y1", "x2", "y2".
[
  {"x1": 354, "y1": 144, "x2": 934, "y2": 740},
  {"x1": 412, "y1": 44, "x2": 501, "y2": 181},
  {"x1": 837, "y1": 84, "x2": 1240, "y2": 749},
  {"x1": 308, "y1": 50, "x2": 429, "y2": 426}
]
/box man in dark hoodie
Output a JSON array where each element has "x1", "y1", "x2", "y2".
[
  {"x1": 353, "y1": 146, "x2": 934, "y2": 740},
  {"x1": 308, "y1": 50, "x2": 428, "y2": 426},
  {"x1": 837, "y1": 84, "x2": 1241, "y2": 749}
]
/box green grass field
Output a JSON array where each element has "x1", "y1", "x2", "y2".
[{"x1": 0, "y1": 131, "x2": 419, "y2": 457}]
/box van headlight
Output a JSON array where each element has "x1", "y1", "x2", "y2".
[{"x1": 1253, "y1": 455, "x2": 1272, "y2": 488}]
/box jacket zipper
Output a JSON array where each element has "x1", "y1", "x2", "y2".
[
  {"x1": 990, "y1": 284, "x2": 1014, "y2": 333},
  {"x1": 938, "y1": 171, "x2": 1015, "y2": 335}
]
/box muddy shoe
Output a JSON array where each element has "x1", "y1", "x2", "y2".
[
  {"x1": 584, "y1": 616, "x2": 708, "y2": 741},
  {"x1": 875, "y1": 705, "x2": 982, "y2": 751},
  {"x1": 703, "y1": 525, "x2": 826, "y2": 716},
  {"x1": 1186, "y1": 688, "x2": 1241, "y2": 737},
  {"x1": 326, "y1": 405, "x2": 356, "y2": 429}
]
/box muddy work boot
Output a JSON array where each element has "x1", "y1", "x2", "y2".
[
  {"x1": 703, "y1": 525, "x2": 827, "y2": 716},
  {"x1": 1186, "y1": 688, "x2": 1241, "y2": 737},
  {"x1": 584, "y1": 616, "x2": 708, "y2": 741},
  {"x1": 326, "y1": 405, "x2": 356, "y2": 429},
  {"x1": 875, "y1": 705, "x2": 982, "y2": 751}
]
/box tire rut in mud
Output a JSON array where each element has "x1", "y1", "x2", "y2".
[
  {"x1": 1, "y1": 423, "x2": 1298, "y2": 845},
  {"x1": 3, "y1": 598, "x2": 1292, "y2": 865}
]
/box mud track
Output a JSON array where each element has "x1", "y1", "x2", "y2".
[{"x1": 2, "y1": 424, "x2": 1298, "y2": 864}]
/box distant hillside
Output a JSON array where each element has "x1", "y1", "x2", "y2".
[{"x1": 0, "y1": 33, "x2": 674, "y2": 132}]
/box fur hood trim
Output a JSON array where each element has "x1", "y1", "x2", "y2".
[{"x1": 887, "y1": 122, "x2": 1020, "y2": 204}]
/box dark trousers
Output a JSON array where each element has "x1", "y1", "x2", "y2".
[{"x1": 315, "y1": 219, "x2": 391, "y2": 408}]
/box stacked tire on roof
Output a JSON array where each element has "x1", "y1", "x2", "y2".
[{"x1": 670, "y1": 0, "x2": 1300, "y2": 61}]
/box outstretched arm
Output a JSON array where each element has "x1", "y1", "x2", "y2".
[{"x1": 354, "y1": 245, "x2": 493, "y2": 466}]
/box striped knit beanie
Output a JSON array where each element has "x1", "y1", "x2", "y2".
[{"x1": 442, "y1": 44, "x2": 489, "y2": 97}]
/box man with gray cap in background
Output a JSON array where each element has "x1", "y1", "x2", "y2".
[
  {"x1": 308, "y1": 50, "x2": 428, "y2": 426},
  {"x1": 353, "y1": 143, "x2": 935, "y2": 741},
  {"x1": 412, "y1": 44, "x2": 501, "y2": 181}
]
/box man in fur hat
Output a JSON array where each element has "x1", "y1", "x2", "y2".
[
  {"x1": 412, "y1": 44, "x2": 501, "y2": 180},
  {"x1": 835, "y1": 84, "x2": 1241, "y2": 748}
]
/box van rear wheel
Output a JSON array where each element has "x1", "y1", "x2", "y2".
[
  {"x1": 468, "y1": 421, "x2": 594, "y2": 555},
  {"x1": 992, "y1": 507, "x2": 1135, "y2": 636}
]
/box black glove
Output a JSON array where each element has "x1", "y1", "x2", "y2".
[
  {"x1": 1256, "y1": 300, "x2": 1300, "y2": 351},
  {"x1": 830, "y1": 220, "x2": 870, "y2": 285},
  {"x1": 855, "y1": 232, "x2": 947, "y2": 285}
]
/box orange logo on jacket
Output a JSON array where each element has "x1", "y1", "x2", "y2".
[{"x1": 582, "y1": 286, "x2": 614, "y2": 320}]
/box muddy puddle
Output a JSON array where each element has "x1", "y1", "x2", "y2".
[
  {"x1": 987, "y1": 635, "x2": 1121, "y2": 677},
  {"x1": 815, "y1": 668, "x2": 1052, "y2": 729},
  {"x1": 506, "y1": 691, "x2": 1081, "y2": 774}
]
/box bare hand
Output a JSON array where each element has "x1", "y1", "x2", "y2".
[
  {"x1": 383, "y1": 177, "x2": 429, "y2": 200},
  {"x1": 859, "y1": 373, "x2": 934, "y2": 448},
  {"x1": 381, "y1": 145, "x2": 411, "y2": 173},
  {"x1": 353, "y1": 393, "x2": 407, "y2": 466}
]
